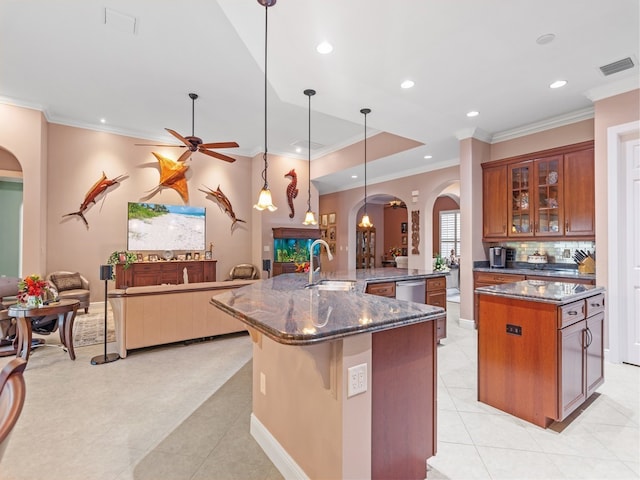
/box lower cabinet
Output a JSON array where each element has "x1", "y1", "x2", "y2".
[
  {"x1": 559, "y1": 295, "x2": 605, "y2": 419},
  {"x1": 478, "y1": 291, "x2": 605, "y2": 427},
  {"x1": 115, "y1": 260, "x2": 217, "y2": 289},
  {"x1": 426, "y1": 277, "x2": 447, "y2": 343}
]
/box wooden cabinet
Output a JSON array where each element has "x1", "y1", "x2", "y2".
[
  {"x1": 563, "y1": 147, "x2": 595, "y2": 237},
  {"x1": 425, "y1": 276, "x2": 447, "y2": 342},
  {"x1": 365, "y1": 281, "x2": 396, "y2": 298},
  {"x1": 356, "y1": 227, "x2": 376, "y2": 269},
  {"x1": 558, "y1": 294, "x2": 604, "y2": 420},
  {"x1": 482, "y1": 141, "x2": 594, "y2": 241},
  {"x1": 483, "y1": 164, "x2": 508, "y2": 239},
  {"x1": 478, "y1": 290, "x2": 605, "y2": 427},
  {"x1": 114, "y1": 260, "x2": 216, "y2": 289}
]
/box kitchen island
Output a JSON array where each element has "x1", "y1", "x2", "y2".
[
  {"x1": 476, "y1": 280, "x2": 605, "y2": 428},
  {"x1": 210, "y1": 269, "x2": 446, "y2": 479}
]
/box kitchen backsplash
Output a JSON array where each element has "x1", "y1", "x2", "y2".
[{"x1": 495, "y1": 240, "x2": 596, "y2": 265}]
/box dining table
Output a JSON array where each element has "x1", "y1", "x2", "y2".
[{"x1": 7, "y1": 299, "x2": 80, "y2": 361}]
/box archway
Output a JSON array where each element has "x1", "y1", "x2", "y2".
[{"x1": 0, "y1": 146, "x2": 24, "y2": 277}]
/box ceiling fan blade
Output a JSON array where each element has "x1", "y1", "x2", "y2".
[
  {"x1": 165, "y1": 128, "x2": 191, "y2": 147},
  {"x1": 198, "y1": 148, "x2": 236, "y2": 163},
  {"x1": 177, "y1": 149, "x2": 192, "y2": 163},
  {"x1": 199, "y1": 141, "x2": 239, "y2": 149}
]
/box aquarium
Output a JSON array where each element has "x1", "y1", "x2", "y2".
[{"x1": 274, "y1": 238, "x2": 320, "y2": 263}]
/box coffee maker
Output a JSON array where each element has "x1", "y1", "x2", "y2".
[{"x1": 489, "y1": 246, "x2": 507, "y2": 268}]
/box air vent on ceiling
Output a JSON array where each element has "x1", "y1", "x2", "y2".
[
  {"x1": 291, "y1": 139, "x2": 324, "y2": 150},
  {"x1": 599, "y1": 57, "x2": 635, "y2": 76},
  {"x1": 104, "y1": 8, "x2": 137, "y2": 35}
]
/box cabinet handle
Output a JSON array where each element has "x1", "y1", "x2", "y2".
[
  {"x1": 567, "y1": 310, "x2": 578, "y2": 316},
  {"x1": 585, "y1": 327, "x2": 593, "y2": 348},
  {"x1": 590, "y1": 302, "x2": 601, "y2": 308},
  {"x1": 565, "y1": 221, "x2": 569, "y2": 232}
]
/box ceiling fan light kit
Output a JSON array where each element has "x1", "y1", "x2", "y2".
[{"x1": 253, "y1": 0, "x2": 278, "y2": 212}]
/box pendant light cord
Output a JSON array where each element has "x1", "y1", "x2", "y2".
[
  {"x1": 361, "y1": 108, "x2": 370, "y2": 215},
  {"x1": 307, "y1": 91, "x2": 311, "y2": 210},
  {"x1": 262, "y1": 2, "x2": 269, "y2": 188}
]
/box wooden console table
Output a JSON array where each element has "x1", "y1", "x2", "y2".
[
  {"x1": 114, "y1": 260, "x2": 217, "y2": 289},
  {"x1": 8, "y1": 299, "x2": 80, "y2": 361}
]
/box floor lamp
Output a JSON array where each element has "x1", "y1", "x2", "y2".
[{"x1": 91, "y1": 265, "x2": 120, "y2": 365}]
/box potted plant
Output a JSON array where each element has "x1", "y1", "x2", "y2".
[{"x1": 107, "y1": 251, "x2": 138, "y2": 281}]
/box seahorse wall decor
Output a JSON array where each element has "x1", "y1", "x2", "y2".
[
  {"x1": 285, "y1": 169, "x2": 298, "y2": 219},
  {"x1": 199, "y1": 184, "x2": 246, "y2": 230},
  {"x1": 411, "y1": 210, "x2": 420, "y2": 254}
]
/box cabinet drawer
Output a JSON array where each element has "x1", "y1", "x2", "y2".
[
  {"x1": 366, "y1": 282, "x2": 396, "y2": 298},
  {"x1": 475, "y1": 272, "x2": 525, "y2": 284},
  {"x1": 586, "y1": 293, "x2": 605, "y2": 318},
  {"x1": 426, "y1": 277, "x2": 446, "y2": 291},
  {"x1": 559, "y1": 300, "x2": 586, "y2": 328},
  {"x1": 427, "y1": 292, "x2": 446, "y2": 309}
]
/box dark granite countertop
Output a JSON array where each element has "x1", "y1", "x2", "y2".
[
  {"x1": 210, "y1": 269, "x2": 447, "y2": 345},
  {"x1": 476, "y1": 280, "x2": 604, "y2": 305},
  {"x1": 474, "y1": 265, "x2": 595, "y2": 282}
]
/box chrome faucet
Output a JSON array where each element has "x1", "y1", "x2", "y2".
[{"x1": 309, "y1": 239, "x2": 333, "y2": 284}]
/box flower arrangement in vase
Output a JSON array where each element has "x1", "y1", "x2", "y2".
[
  {"x1": 389, "y1": 246, "x2": 402, "y2": 258},
  {"x1": 17, "y1": 274, "x2": 57, "y2": 308}
]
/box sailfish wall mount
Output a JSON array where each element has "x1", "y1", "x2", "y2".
[
  {"x1": 199, "y1": 184, "x2": 246, "y2": 230},
  {"x1": 63, "y1": 171, "x2": 127, "y2": 228}
]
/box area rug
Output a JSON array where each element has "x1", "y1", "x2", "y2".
[{"x1": 72, "y1": 309, "x2": 115, "y2": 347}]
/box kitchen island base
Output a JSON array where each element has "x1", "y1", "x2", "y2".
[
  {"x1": 477, "y1": 282, "x2": 604, "y2": 428},
  {"x1": 249, "y1": 319, "x2": 437, "y2": 479}
]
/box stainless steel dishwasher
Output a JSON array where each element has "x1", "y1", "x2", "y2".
[{"x1": 395, "y1": 279, "x2": 426, "y2": 303}]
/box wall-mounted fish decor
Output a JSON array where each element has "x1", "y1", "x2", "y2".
[
  {"x1": 63, "y1": 171, "x2": 127, "y2": 228},
  {"x1": 148, "y1": 152, "x2": 190, "y2": 203},
  {"x1": 285, "y1": 169, "x2": 298, "y2": 219},
  {"x1": 199, "y1": 184, "x2": 246, "y2": 229}
]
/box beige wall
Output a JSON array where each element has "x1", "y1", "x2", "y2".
[
  {"x1": 593, "y1": 89, "x2": 640, "y2": 291},
  {"x1": 0, "y1": 104, "x2": 48, "y2": 276}
]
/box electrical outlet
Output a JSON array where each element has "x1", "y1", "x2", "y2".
[
  {"x1": 563, "y1": 249, "x2": 571, "y2": 258},
  {"x1": 260, "y1": 372, "x2": 266, "y2": 395},
  {"x1": 347, "y1": 363, "x2": 368, "y2": 397}
]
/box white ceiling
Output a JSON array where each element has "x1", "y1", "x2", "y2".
[{"x1": 1, "y1": 0, "x2": 638, "y2": 194}]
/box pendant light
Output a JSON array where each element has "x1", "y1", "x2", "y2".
[
  {"x1": 358, "y1": 108, "x2": 373, "y2": 228},
  {"x1": 302, "y1": 88, "x2": 318, "y2": 225},
  {"x1": 253, "y1": 0, "x2": 277, "y2": 212}
]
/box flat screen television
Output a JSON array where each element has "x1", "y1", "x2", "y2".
[{"x1": 127, "y1": 202, "x2": 206, "y2": 251}]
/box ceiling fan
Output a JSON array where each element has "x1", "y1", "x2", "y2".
[{"x1": 136, "y1": 93, "x2": 239, "y2": 163}]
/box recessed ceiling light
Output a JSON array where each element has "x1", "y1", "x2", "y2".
[
  {"x1": 424, "y1": 155, "x2": 432, "y2": 159},
  {"x1": 351, "y1": 174, "x2": 358, "y2": 179},
  {"x1": 400, "y1": 80, "x2": 415, "y2": 89},
  {"x1": 466, "y1": 111, "x2": 479, "y2": 117},
  {"x1": 536, "y1": 33, "x2": 556, "y2": 45},
  {"x1": 316, "y1": 41, "x2": 333, "y2": 54},
  {"x1": 295, "y1": 147, "x2": 302, "y2": 153},
  {"x1": 100, "y1": 118, "x2": 106, "y2": 124},
  {"x1": 549, "y1": 80, "x2": 567, "y2": 89}
]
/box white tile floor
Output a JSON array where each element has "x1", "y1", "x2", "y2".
[{"x1": 1, "y1": 302, "x2": 638, "y2": 479}]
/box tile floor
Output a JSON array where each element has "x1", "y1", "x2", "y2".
[{"x1": 1, "y1": 302, "x2": 638, "y2": 479}]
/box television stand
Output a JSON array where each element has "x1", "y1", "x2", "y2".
[{"x1": 114, "y1": 260, "x2": 216, "y2": 289}]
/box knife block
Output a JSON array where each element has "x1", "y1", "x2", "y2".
[{"x1": 578, "y1": 256, "x2": 595, "y2": 274}]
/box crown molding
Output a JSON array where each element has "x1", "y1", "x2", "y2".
[
  {"x1": 585, "y1": 75, "x2": 640, "y2": 102},
  {"x1": 491, "y1": 107, "x2": 594, "y2": 143}
]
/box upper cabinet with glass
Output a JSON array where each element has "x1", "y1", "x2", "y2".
[{"x1": 482, "y1": 141, "x2": 594, "y2": 241}]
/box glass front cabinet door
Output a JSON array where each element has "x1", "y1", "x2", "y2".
[
  {"x1": 534, "y1": 155, "x2": 563, "y2": 236},
  {"x1": 508, "y1": 161, "x2": 532, "y2": 236}
]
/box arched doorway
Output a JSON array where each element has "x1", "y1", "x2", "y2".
[
  {"x1": 354, "y1": 194, "x2": 408, "y2": 269},
  {"x1": 0, "y1": 147, "x2": 23, "y2": 277}
]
